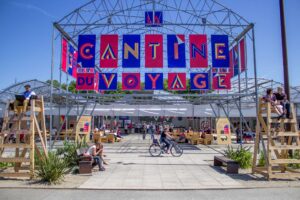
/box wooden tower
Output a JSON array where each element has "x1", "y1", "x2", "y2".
[
  {"x1": 0, "y1": 96, "x2": 48, "y2": 179},
  {"x1": 252, "y1": 98, "x2": 300, "y2": 180}
]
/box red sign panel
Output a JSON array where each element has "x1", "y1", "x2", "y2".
[
  {"x1": 122, "y1": 73, "x2": 141, "y2": 91},
  {"x1": 168, "y1": 73, "x2": 186, "y2": 91},
  {"x1": 100, "y1": 35, "x2": 118, "y2": 68},
  {"x1": 61, "y1": 38, "x2": 67, "y2": 72},
  {"x1": 189, "y1": 34, "x2": 208, "y2": 68},
  {"x1": 76, "y1": 72, "x2": 95, "y2": 90},
  {"x1": 145, "y1": 34, "x2": 163, "y2": 68},
  {"x1": 212, "y1": 73, "x2": 231, "y2": 90}
]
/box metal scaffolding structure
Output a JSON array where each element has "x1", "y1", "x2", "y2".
[{"x1": 46, "y1": 0, "x2": 261, "y2": 147}]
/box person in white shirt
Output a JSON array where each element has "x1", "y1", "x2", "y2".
[{"x1": 85, "y1": 143, "x2": 105, "y2": 171}]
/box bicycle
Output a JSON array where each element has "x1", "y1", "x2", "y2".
[{"x1": 149, "y1": 138, "x2": 183, "y2": 157}]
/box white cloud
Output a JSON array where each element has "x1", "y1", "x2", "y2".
[{"x1": 11, "y1": 1, "x2": 55, "y2": 19}]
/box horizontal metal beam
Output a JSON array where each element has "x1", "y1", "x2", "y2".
[{"x1": 58, "y1": 23, "x2": 249, "y2": 27}]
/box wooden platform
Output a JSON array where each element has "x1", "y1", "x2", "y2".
[
  {"x1": 0, "y1": 97, "x2": 48, "y2": 179},
  {"x1": 252, "y1": 98, "x2": 300, "y2": 180}
]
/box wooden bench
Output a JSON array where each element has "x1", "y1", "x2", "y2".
[
  {"x1": 76, "y1": 148, "x2": 94, "y2": 174},
  {"x1": 214, "y1": 156, "x2": 239, "y2": 174}
]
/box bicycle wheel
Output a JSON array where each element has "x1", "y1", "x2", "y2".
[
  {"x1": 149, "y1": 144, "x2": 162, "y2": 157},
  {"x1": 170, "y1": 143, "x2": 183, "y2": 157}
]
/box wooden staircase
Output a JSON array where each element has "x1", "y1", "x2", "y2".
[
  {"x1": 252, "y1": 98, "x2": 300, "y2": 180},
  {"x1": 0, "y1": 97, "x2": 48, "y2": 179}
]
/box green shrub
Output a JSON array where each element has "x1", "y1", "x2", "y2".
[
  {"x1": 288, "y1": 150, "x2": 300, "y2": 169},
  {"x1": 0, "y1": 162, "x2": 14, "y2": 168},
  {"x1": 224, "y1": 145, "x2": 252, "y2": 169},
  {"x1": 56, "y1": 140, "x2": 88, "y2": 168},
  {"x1": 258, "y1": 151, "x2": 266, "y2": 167},
  {"x1": 35, "y1": 151, "x2": 68, "y2": 184}
]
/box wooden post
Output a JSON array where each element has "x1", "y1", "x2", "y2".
[{"x1": 29, "y1": 100, "x2": 35, "y2": 179}]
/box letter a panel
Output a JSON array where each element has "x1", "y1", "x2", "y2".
[{"x1": 100, "y1": 35, "x2": 118, "y2": 68}]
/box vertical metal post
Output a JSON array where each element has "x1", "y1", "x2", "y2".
[
  {"x1": 279, "y1": 0, "x2": 290, "y2": 101},
  {"x1": 65, "y1": 74, "x2": 69, "y2": 141},
  {"x1": 237, "y1": 42, "x2": 243, "y2": 146},
  {"x1": 244, "y1": 37, "x2": 249, "y2": 94},
  {"x1": 252, "y1": 27, "x2": 259, "y2": 132},
  {"x1": 49, "y1": 25, "x2": 55, "y2": 150}
]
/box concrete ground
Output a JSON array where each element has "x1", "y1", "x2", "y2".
[
  {"x1": 0, "y1": 134, "x2": 300, "y2": 190},
  {"x1": 0, "y1": 188, "x2": 300, "y2": 200},
  {"x1": 79, "y1": 134, "x2": 242, "y2": 189}
]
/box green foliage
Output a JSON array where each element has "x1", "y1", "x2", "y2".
[
  {"x1": 0, "y1": 162, "x2": 14, "y2": 168},
  {"x1": 35, "y1": 151, "x2": 68, "y2": 184},
  {"x1": 288, "y1": 150, "x2": 300, "y2": 169},
  {"x1": 224, "y1": 145, "x2": 253, "y2": 169},
  {"x1": 56, "y1": 140, "x2": 88, "y2": 168},
  {"x1": 258, "y1": 151, "x2": 266, "y2": 167},
  {"x1": 46, "y1": 80, "x2": 77, "y2": 93}
]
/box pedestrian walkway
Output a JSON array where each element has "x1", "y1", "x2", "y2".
[{"x1": 79, "y1": 134, "x2": 243, "y2": 189}]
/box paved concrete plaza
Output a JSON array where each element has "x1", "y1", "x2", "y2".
[
  {"x1": 1, "y1": 188, "x2": 300, "y2": 200},
  {"x1": 79, "y1": 134, "x2": 243, "y2": 189}
]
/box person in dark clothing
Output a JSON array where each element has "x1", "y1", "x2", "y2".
[
  {"x1": 274, "y1": 87, "x2": 291, "y2": 118},
  {"x1": 160, "y1": 128, "x2": 173, "y2": 153}
]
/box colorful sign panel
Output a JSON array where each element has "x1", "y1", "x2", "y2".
[
  {"x1": 239, "y1": 38, "x2": 246, "y2": 72},
  {"x1": 76, "y1": 68, "x2": 95, "y2": 91},
  {"x1": 68, "y1": 45, "x2": 77, "y2": 78},
  {"x1": 122, "y1": 73, "x2": 141, "y2": 91},
  {"x1": 99, "y1": 73, "x2": 118, "y2": 90},
  {"x1": 145, "y1": 11, "x2": 163, "y2": 27},
  {"x1": 212, "y1": 73, "x2": 231, "y2": 90},
  {"x1": 189, "y1": 35, "x2": 208, "y2": 68},
  {"x1": 216, "y1": 118, "x2": 232, "y2": 145},
  {"x1": 145, "y1": 73, "x2": 163, "y2": 90},
  {"x1": 75, "y1": 116, "x2": 91, "y2": 143},
  {"x1": 190, "y1": 73, "x2": 209, "y2": 90},
  {"x1": 145, "y1": 34, "x2": 163, "y2": 68},
  {"x1": 100, "y1": 34, "x2": 118, "y2": 68},
  {"x1": 122, "y1": 35, "x2": 140, "y2": 68},
  {"x1": 61, "y1": 38, "x2": 67, "y2": 73},
  {"x1": 211, "y1": 35, "x2": 229, "y2": 68},
  {"x1": 168, "y1": 73, "x2": 186, "y2": 91},
  {"x1": 77, "y1": 35, "x2": 96, "y2": 68},
  {"x1": 233, "y1": 44, "x2": 239, "y2": 77},
  {"x1": 167, "y1": 35, "x2": 186, "y2": 68}
]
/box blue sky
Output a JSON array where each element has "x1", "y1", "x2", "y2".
[{"x1": 0, "y1": 0, "x2": 299, "y2": 89}]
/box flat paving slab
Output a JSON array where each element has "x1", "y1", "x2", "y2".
[{"x1": 79, "y1": 134, "x2": 243, "y2": 189}]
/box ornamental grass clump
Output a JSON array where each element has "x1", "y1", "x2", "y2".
[
  {"x1": 56, "y1": 140, "x2": 88, "y2": 168},
  {"x1": 35, "y1": 151, "x2": 68, "y2": 184},
  {"x1": 224, "y1": 145, "x2": 252, "y2": 169}
]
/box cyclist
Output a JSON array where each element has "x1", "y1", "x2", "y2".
[{"x1": 160, "y1": 128, "x2": 173, "y2": 154}]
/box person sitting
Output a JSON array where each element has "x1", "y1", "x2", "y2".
[
  {"x1": 13, "y1": 84, "x2": 36, "y2": 112},
  {"x1": 177, "y1": 131, "x2": 188, "y2": 143},
  {"x1": 263, "y1": 88, "x2": 284, "y2": 119},
  {"x1": 274, "y1": 86, "x2": 291, "y2": 118},
  {"x1": 160, "y1": 128, "x2": 173, "y2": 153},
  {"x1": 84, "y1": 143, "x2": 106, "y2": 171}
]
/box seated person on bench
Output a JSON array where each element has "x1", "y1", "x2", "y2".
[
  {"x1": 274, "y1": 86, "x2": 291, "y2": 119},
  {"x1": 84, "y1": 143, "x2": 105, "y2": 171},
  {"x1": 13, "y1": 84, "x2": 36, "y2": 112},
  {"x1": 263, "y1": 88, "x2": 284, "y2": 119}
]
